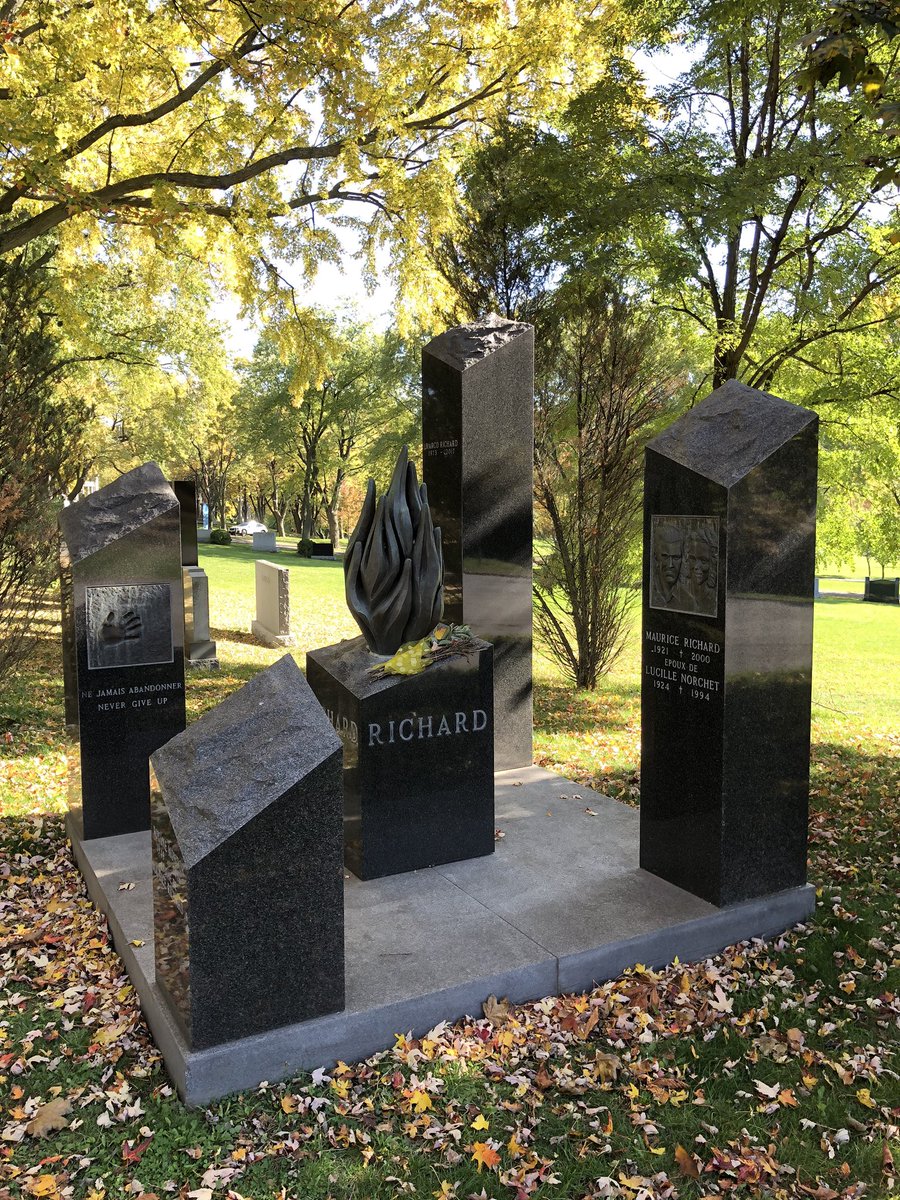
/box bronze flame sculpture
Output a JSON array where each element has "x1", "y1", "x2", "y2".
[{"x1": 344, "y1": 447, "x2": 444, "y2": 655}]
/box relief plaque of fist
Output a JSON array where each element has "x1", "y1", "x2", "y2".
[{"x1": 99, "y1": 609, "x2": 142, "y2": 645}]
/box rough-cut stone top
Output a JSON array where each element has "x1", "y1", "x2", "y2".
[
  {"x1": 58, "y1": 463, "x2": 179, "y2": 565},
  {"x1": 648, "y1": 380, "x2": 817, "y2": 489},
  {"x1": 424, "y1": 313, "x2": 533, "y2": 371},
  {"x1": 151, "y1": 655, "x2": 340, "y2": 869}
]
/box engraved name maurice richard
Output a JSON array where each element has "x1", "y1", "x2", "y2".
[
  {"x1": 325, "y1": 706, "x2": 488, "y2": 748},
  {"x1": 649, "y1": 515, "x2": 720, "y2": 618}
]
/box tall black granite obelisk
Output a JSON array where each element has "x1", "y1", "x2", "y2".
[
  {"x1": 59, "y1": 463, "x2": 186, "y2": 841},
  {"x1": 422, "y1": 315, "x2": 534, "y2": 770},
  {"x1": 640, "y1": 380, "x2": 818, "y2": 907}
]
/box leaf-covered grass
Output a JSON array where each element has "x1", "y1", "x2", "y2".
[{"x1": 1, "y1": 549, "x2": 897, "y2": 1199}]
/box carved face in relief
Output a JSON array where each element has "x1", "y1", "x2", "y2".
[
  {"x1": 685, "y1": 537, "x2": 712, "y2": 587},
  {"x1": 649, "y1": 515, "x2": 720, "y2": 619},
  {"x1": 654, "y1": 526, "x2": 684, "y2": 595}
]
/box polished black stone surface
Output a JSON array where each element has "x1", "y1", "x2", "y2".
[
  {"x1": 59, "y1": 464, "x2": 186, "y2": 841},
  {"x1": 422, "y1": 316, "x2": 534, "y2": 770},
  {"x1": 307, "y1": 636, "x2": 495, "y2": 880},
  {"x1": 864, "y1": 577, "x2": 899, "y2": 604},
  {"x1": 171, "y1": 480, "x2": 199, "y2": 567},
  {"x1": 150, "y1": 655, "x2": 345, "y2": 1049},
  {"x1": 640, "y1": 380, "x2": 818, "y2": 907}
]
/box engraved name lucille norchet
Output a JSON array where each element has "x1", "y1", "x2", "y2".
[{"x1": 645, "y1": 664, "x2": 721, "y2": 690}]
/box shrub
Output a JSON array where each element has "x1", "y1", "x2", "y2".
[
  {"x1": 210, "y1": 528, "x2": 232, "y2": 545},
  {"x1": 297, "y1": 537, "x2": 315, "y2": 557}
]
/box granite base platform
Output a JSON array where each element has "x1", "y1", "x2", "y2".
[{"x1": 68, "y1": 765, "x2": 815, "y2": 1106}]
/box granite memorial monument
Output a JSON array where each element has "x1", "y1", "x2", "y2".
[
  {"x1": 640, "y1": 380, "x2": 818, "y2": 906},
  {"x1": 307, "y1": 447, "x2": 495, "y2": 880},
  {"x1": 59, "y1": 463, "x2": 186, "y2": 840},
  {"x1": 151, "y1": 654, "x2": 344, "y2": 1049},
  {"x1": 252, "y1": 559, "x2": 292, "y2": 646},
  {"x1": 171, "y1": 480, "x2": 217, "y2": 667},
  {"x1": 422, "y1": 315, "x2": 534, "y2": 770}
]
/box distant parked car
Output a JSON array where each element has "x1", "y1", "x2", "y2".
[{"x1": 228, "y1": 519, "x2": 268, "y2": 536}]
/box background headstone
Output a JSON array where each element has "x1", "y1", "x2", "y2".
[
  {"x1": 183, "y1": 566, "x2": 218, "y2": 666},
  {"x1": 151, "y1": 655, "x2": 344, "y2": 1049},
  {"x1": 863, "y1": 577, "x2": 899, "y2": 604},
  {"x1": 252, "y1": 559, "x2": 292, "y2": 645},
  {"x1": 252, "y1": 530, "x2": 277, "y2": 552},
  {"x1": 307, "y1": 636, "x2": 494, "y2": 880},
  {"x1": 640, "y1": 380, "x2": 818, "y2": 906},
  {"x1": 422, "y1": 315, "x2": 534, "y2": 770},
  {"x1": 170, "y1": 479, "x2": 217, "y2": 667},
  {"x1": 171, "y1": 479, "x2": 198, "y2": 567},
  {"x1": 59, "y1": 463, "x2": 186, "y2": 840}
]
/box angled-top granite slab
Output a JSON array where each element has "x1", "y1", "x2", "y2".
[
  {"x1": 648, "y1": 380, "x2": 817, "y2": 489},
  {"x1": 58, "y1": 463, "x2": 179, "y2": 565},
  {"x1": 423, "y1": 312, "x2": 532, "y2": 372},
  {"x1": 151, "y1": 654, "x2": 339, "y2": 869}
]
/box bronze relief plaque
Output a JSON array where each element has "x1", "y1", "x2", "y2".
[
  {"x1": 649, "y1": 515, "x2": 720, "y2": 618},
  {"x1": 85, "y1": 583, "x2": 174, "y2": 670}
]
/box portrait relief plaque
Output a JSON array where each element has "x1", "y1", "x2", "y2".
[
  {"x1": 85, "y1": 583, "x2": 174, "y2": 670},
  {"x1": 649, "y1": 515, "x2": 720, "y2": 618}
]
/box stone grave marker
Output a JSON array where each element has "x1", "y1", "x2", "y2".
[
  {"x1": 422, "y1": 315, "x2": 534, "y2": 770},
  {"x1": 170, "y1": 480, "x2": 217, "y2": 667},
  {"x1": 251, "y1": 559, "x2": 292, "y2": 645},
  {"x1": 182, "y1": 567, "x2": 218, "y2": 667},
  {"x1": 252, "y1": 530, "x2": 277, "y2": 552},
  {"x1": 640, "y1": 380, "x2": 818, "y2": 906},
  {"x1": 59, "y1": 463, "x2": 186, "y2": 840},
  {"x1": 151, "y1": 655, "x2": 344, "y2": 1049},
  {"x1": 307, "y1": 636, "x2": 494, "y2": 880},
  {"x1": 307, "y1": 446, "x2": 495, "y2": 880},
  {"x1": 172, "y1": 479, "x2": 199, "y2": 567},
  {"x1": 863, "y1": 577, "x2": 899, "y2": 604}
]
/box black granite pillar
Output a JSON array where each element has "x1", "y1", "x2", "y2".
[
  {"x1": 171, "y1": 480, "x2": 198, "y2": 567},
  {"x1": 422, "y1": 316, "x2": 534, "y2": 770},
  {"x1": 151, "y1": 655, "x2": 344, "y2": 1049},
  {"x1": 639, "y1": 381, "x2": 818, "y2": 906},
  {"x1": 58, "y1": 463, "x2": 186, "y2": 840}
]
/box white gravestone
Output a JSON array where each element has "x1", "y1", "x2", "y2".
[{"x1": 252, "y1": 559, "x2": 293, "y2": 646}]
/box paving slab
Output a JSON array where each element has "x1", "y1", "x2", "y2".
[{"x1": 68, "y1": 765, "x2": 815, "y2": 1105}]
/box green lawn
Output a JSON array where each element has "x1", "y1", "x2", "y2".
[{"x1": 0, "y1": 547, "x2": 897, "y2": 1200}]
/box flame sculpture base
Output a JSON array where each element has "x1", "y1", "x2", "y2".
[{"x1": 306, "y1": 636, "x2": 495, "y2": 880}]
